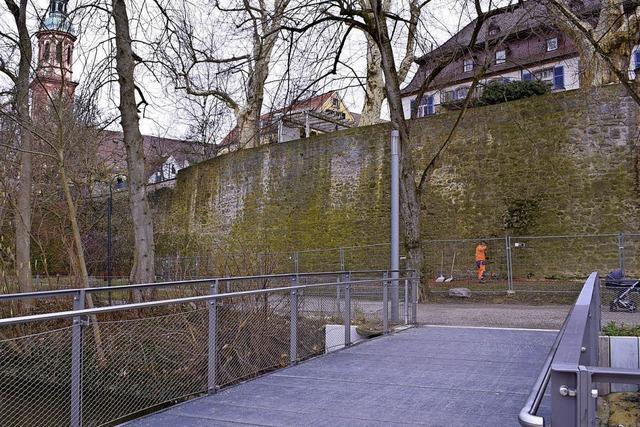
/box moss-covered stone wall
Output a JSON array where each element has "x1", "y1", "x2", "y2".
[{"x1": 154, "y1": 85, "x2": 640, "y2": 275}]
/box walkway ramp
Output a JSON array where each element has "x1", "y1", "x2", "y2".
[{"x1": 127, "y1": 326, "x2": 556, "y2": 427}]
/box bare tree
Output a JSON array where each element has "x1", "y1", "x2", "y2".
[
  {"x1": 0, "y1": 0, "x2": 33, "y2": 298},
  {"x1": 159, "y1": 0, "x2": 291, "y2": 149},
  {"x1": 359, "y1": 0, "x2": 421, "y2": 125},
  {"x1": 544, "y1": 0, "x2": 640, "y2": 89},
  {"x1": 111, "y1": 0, "x2": 155, "y2": 289}
]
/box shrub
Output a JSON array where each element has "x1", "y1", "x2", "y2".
[
  {"x1": 479, "y1": 80, "x2": 551, "y2": 106},
  {"x1": 602, "y1": 321, "x2": 640, "y2": 337}
]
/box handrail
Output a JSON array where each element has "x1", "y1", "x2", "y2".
[
  {"x1": 518, "y1": 272, "x2": 600, "y2": 426},
  {"x1": 0, "y1": 269, "x2": 414, "y2": 302},
  {"x1": 518, "y1": 306, "x2": 573, "y2": 427},
  {"x1": 0, "y1": 276, "x2": 411, "y2": 327}
]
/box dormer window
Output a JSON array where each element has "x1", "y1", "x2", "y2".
[
  {"x1": 546, "y1": 37, "x2": 558, "y2": 51},
  {"x1": 488, "y1": 22, "x2": 500, "y2": 36},
  {"x1": 495, "y1": 49, "x2": 506, "y2": 64},
  {"x1": 463, "y1": 59, "x2": 474, "y2": 72}
]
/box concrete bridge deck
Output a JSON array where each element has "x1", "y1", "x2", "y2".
[{"x1": 126, "y1": 326, "x2": 556, "y2": 427}]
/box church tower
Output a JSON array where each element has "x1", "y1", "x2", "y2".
[{"x1": 31, "y1": 0, "x2": 77, "y2": 121}]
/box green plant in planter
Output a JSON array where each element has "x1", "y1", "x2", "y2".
[{"x1": 602, "y1": 321, "x2": 640, "y2": 336}]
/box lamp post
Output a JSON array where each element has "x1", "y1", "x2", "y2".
[{"x1": 390, "y1": 130, "x2": 400, "y2": 323}]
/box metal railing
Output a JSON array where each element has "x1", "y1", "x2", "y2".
[
  {"x1": 0, "y1": 271, "x2": 418, "y2": 427},
  {"x1": 518, "y1": 272, "x2": 640, "y2": 426},
  {"x1": 0, "y1": 269, "x2": 409, "y2": 312}
]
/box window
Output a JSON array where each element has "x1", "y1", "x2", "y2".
[
  {"x1": 55, "y1": 42, "x2": 62, "y2": 64},
  {"x1": 546, "y1": 38, "x2": 558, "y2": 51},
  {"x1": 331, "y1": 97, "x2": 339, "y2": 108},
  {"x1": 43, "y1": 42, "x2": 50, "y2": 61},
  {"x1": 456, "y1": 87, "x2": 469, "y2": 100},
  {"x1": 495, "y1": 50, "x2": 506, "y2": 64},
  {"x1": 463, "y1": 59, "x2": 474, "y2": 72},
  {"x1": 523, "y1": 66, "x2": 565, "y2": 90},
  {"x1": 411, "y1": 95, "x2": 435, "y2": 117},
  {"x1": 66, "y1": 46, "x2": 72, "y2": 65},
  {"x1": 634, "y1": 49, "x2": 640, "y2": 71},
  {"x1": 442, "y1": 87, "x2": 470, "y2": 103},
  {"x1": 553, "y1": 66, "x2": 565, "y2": 89}
]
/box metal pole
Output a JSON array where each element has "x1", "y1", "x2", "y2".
[
  {"x1": 71, "y1": 290, "x2": 85, "y2": 427},
  {"x1": 290, "y1": 288, "x2": 298, "y2": 364},
  {"x1": 390, "y1": 130, "x2": 400, "y2": 323},
  {"x1": 339, "y1": 247, "x2": 345, "y2": 271},
  {"x1": 294, "y1": 252, "x2": 299, "y2": 274},
  {"x1": 305, "y1": 112, "x2": 310, "y2": 138},
  {"x1": 618, "y1": 232, "x2": 625, "y2": 273},
  {"x1": 344, "y1": 281, "x2": 351, "y2": 347},
  {"x1": 383, "y1": 272, "x2": 389, "y2": 333},
  {"x1": 207, "y1": 280, "x2": 218, "y2": 394},
  {"x1": 107, "y1": 183, "x2": 113, "y2": 303}
]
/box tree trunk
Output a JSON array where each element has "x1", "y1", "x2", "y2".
[
  {"x1": 12, "y1": 0, "x2": 33, "y2": 298},
  {"x1": 60, "y1": 159, "x2": 106, "y2": 364},
  {"x1": 112, "y1": 0, "x2": 155, "y2": 293},
  {"x1": 371, "y1": 9, "x2": 426, "y2": 300},
  {"x1": 576, "y1": 42, "x2": 615, "y2": 87},
  {"x1": 359, "y1": 37, "x2": 385, "y2": 126}
]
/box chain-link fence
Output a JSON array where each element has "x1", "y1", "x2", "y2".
[
  {"x1": 155, "y1": 243, "x2": 398, "y2": 281},
  {"x1": 0, "y1": 272, "x2": 417, "y2": 427}
]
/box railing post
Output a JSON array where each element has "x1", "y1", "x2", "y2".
[
  {"x1": 339, "y1": 247, "x2": 345, "y2": 271},
  {"x1": 290, "y1": 288, "x2": 298, "y2": 364},
  {"x1": 411, "y1": 271, "x2": 418, "y2": 324},
  {"x1": 551, "y1": 368, "x2": 578, "y2": 426},
  {"x1": 618, "y1": 232, "x2": 625, "y2": 273},
  {"x1": 207, "y1": 280, "x2": 218, "y2": 394},
  {"x1": 404, "y1": 277, "x2": 409, "y2": 325},
  {"x1": 506, "y1": 236, "x2": 515, "y2": 295},
  {"x1": 70, "y1": 290, "x2": 86, "y2": 427},
  {"x1": 336, "y1": 275, "x2": 341, "y2": 317},
  {"x1": 382, "y1": 272, "x2": 389, "y2": 333},
  {"x1": 293, "y1": 252, "x2": 299, "y2": 274},
  {"x1": 344, "y1": 278, "x2": 351, "y2": 347}
]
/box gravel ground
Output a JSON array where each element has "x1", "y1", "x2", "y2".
[{"x1": 416, "y1": 303, "x2": 640, "y2": 329}]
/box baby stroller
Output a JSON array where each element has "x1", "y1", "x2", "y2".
[{"x1": 605, "y1": 269, "x2": 638, "y2": 313}]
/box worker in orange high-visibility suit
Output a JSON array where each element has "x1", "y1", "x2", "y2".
[{"x1": 475, "y1": 241, "x2": 488, "y2": 283}]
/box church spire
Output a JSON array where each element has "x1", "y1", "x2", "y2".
[
  {"x1": 41, "y1": 0, "x2": 74, "y2": 34},
  {"x1": 31, "y1": 0, "x2": 78, "y2": 122}
]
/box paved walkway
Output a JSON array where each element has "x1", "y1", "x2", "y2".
[
  {"x1": 126, "y1": 326, "x2": 556, "y2": 427},
  {"x1": 416, "y1": 303, "x2": 640, "y2": 329},
  {"x1": 417, "y1": 304, "x2": 571, "y2": 329}
]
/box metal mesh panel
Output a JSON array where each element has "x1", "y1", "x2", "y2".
[
  {"x1": 82, "y1": 308, "x2": 208, "y2": 426},
  {"x1": 344, "y1": 245, "x2": 391, "y2": 271},
  {"x1": 423, "y1": 237, "x2": 509, "y2": 294},
  {"x1": 351, "y1": 281, "x2": 385, "y2": 333},
  {"x1": 511, "y1": 235, "x2": 619, "y2": 292},
  {"x1": 297, "y1": 285, "x2": 343, "y2": 358},
  {"x1": 601, "y1": 284, "x2": 640, "y2": 328},
  {"x1": 216, "y1": 292, "x2": 291, "y2": 388},
  {"x1": 0, "y1": 325, "x2": 73, "y2": 427}
]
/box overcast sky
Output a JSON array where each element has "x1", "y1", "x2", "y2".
[{"x1": 0, "y1": 0, "x2": 511, "y2": 142}]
